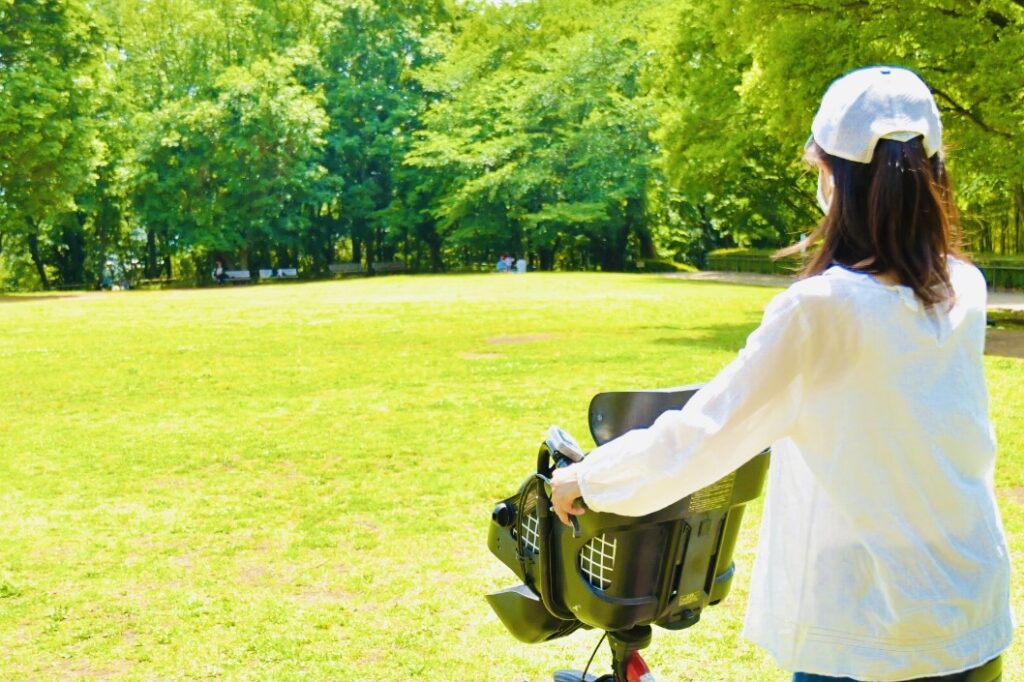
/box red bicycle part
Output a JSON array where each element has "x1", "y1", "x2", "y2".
[{"x1": 625, "y1": 650, "x2": 654, "y2": 682}]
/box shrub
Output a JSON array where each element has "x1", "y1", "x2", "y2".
[
  {"x1": 970, "y1": 254, "x2": 1024, "y2": 290},
  {"x1": 706, "y1": 249, "x2": 1024, "y2": 290}
]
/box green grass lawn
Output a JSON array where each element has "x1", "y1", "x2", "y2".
[{"x1": 1, "y1": 273, "x2": 1020, "y2": 681}]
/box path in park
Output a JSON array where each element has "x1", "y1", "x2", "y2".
[{"x1": 663, "y1": 270, "x2": 1024, "y2": 359}]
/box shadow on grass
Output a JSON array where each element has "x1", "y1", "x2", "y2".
[
  {"x1": 638, "y1": 274, "x2": 790, "y2": 290},
  {"x1": 0, "y1": 294, "x2": 81, "y2": 303},
  {"x1": 645, "y1": 322, "x2": 758, "y2": 354},
  {"x1": 650, "y1": 321, "x2": 1024, "y2": 360}
]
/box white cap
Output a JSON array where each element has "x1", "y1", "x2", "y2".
[{"x1": 810, "y1": 66, "x2": 942, "y2": 163}]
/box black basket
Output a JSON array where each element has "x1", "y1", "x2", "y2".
[{"x1": 486, "y1": 385, "x2": 769, "y2": 643}]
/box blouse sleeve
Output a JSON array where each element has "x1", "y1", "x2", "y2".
[{"x1": 575, "y1": 288, "x2": 810, "y2": 516}]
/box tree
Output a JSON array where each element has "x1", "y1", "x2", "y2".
[
  {"x1": 5, "y1": 0, "x2": 1021, "y2": 291},
  {"x1": 409, "y1": 0, "x2": 667, "y2": 270},
  {"x1": 130, "y1": 51, "x2": 328, "y2": 275},
  {"x1": 0, "y1": 0, "x2": 105, "y2": 288},
  {"x1": 652, "y1": 0, "x2": 1024, "y2": 256},
  {"x1": 304, "y1": 0, "x2": 452, "y2": 272}
]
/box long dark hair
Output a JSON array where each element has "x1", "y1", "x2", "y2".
[{"x1": 779, "y1": 137, "x2": 963, "y2": 307}]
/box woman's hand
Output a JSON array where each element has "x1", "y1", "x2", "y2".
[{"x1": 550, "y1": 465, "x2": 586, "y2": 527}]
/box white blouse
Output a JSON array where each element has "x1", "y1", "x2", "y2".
[{"x1": 574, "y1": 258, "x2": 1013, "y2": 680}]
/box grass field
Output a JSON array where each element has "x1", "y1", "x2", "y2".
[{"x1": 1, "y1": 273, "x2": 1021, "y2": 682}]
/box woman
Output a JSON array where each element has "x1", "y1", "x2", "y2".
[
  {"x1": 214, "y1": 258, "x2": 228, "y2": 285},
  {"x1": 551, "y1": 67, "x2": 1012, "y2": 682}
]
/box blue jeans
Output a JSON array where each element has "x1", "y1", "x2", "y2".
[
  {"x1": 792, "y1": 658, "x2": 1001, "y2": 682},
  {"x1": 793, "y1": 677, "x2": 1002, "y2": 682}
]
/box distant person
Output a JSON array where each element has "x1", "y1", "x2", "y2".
[
  {"x1": 496, "y1": 255, "x2": 508, "y2": 273},
  {"x1": 100, "y1": 262, "x2": 114, "y2": 290},
  {"x1": 214, "y1": 259, "x2": 227, "y2": 285},
  {"x1": 551, "y1": 67, "x2": 1011, "y2": 682},
  {"x1": 515, "y1": 256, "x2": 526, "y2": 274}
]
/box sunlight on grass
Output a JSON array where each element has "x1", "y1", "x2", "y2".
[{"x1": 0, "y1": 274, "x2": 1020, "y2": 681}]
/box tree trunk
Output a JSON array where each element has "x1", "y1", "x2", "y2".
[
  {"x1": 365, "y1": 230, "x2": 376, "y2": 273},
  {"x1": 695, "y1": 203, "x2": 717, "y2": 269},
  {"x1": 192, "y1": 252, "x2": 206, "y2": 284},
  {"x1": 375, "y1": 224, "x2": 385, "y2": 263},
  {"x1": 352, "y1": 236, "x2": 362, "y2": 265},
  {"x1": 323, "y1": 239, "x2": 335, "y2": 270},
  {"x1": 163, "y1": 256, "x2": 173, "y2": 279},
  {"x1": 250, "y1": 240, "x2": 269, "y2": 270},
  {"x1": 638, "y1": 229, "x2": 656, "y2": 260},
  {"x1": 1014, "y1": 183, "x2": 1023, "y2": 255},
  {"x1": 539, "y1": 246, "x2": 554, "y2": 271},
  {"x1": 627, "y1": 196, "x2": 655, "y2": 260},
  {"x1": 275, "y1": 245, "x2": 291, "y2": 268},
  {"x1": 600, "y1": 224, "x2": 629, "y2": 271},
  {"x1": 429, "y1": 238, "x2": 444, "y2": 273},
  {"x1": 26, "y1": 229, "x2": 50, "y2": 290},
  {"x1": 61, "y1": 216, "x2": 87, "y2": 286},
  {"x1": 146, "y1": 229, "x2": 159, "y2": 278}
]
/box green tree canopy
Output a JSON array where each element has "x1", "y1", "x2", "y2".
[
  {"x1": 2, "y1": 0, "x2": 1022, "y2": 290},
  {"x1": 0, "y1": 0, "x2": 105, "y2": 287}
]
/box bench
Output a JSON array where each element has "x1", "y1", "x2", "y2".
[
  {"x1": 372, "y1": 261, "x2": 406, "y2": 275},
  {"x1": 256, "y1": 268, "x2": 298, "y2": 281},
  {"x1": 329, "y1": 262, "x2": 367, "y2": 276},
  {"x1": 212, "y1": 269, "x2": 252, "y2": 284}
]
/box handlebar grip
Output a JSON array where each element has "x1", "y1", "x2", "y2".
[{"x1": 533, "y1": 443, "x2": 576, "y2": 622}]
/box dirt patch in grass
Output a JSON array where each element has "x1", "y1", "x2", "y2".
[
  {"x1": 985, "y1": 329, "x2": 1024, "y2": 359},
  {"x1": 51, "y1": 658, "x2": 130, "y2": 681},
  {"x1": 240, "y1": 563, "x2": 270, "y2": 582},
  {"x1": 293, "y1": 587, "x2": 355, "y2": 606},
  {"x1": 460, "y1": 352, "x2": 504, "y2": 360},
  {"x1": 1001, "y1": 487, "x2": 1024, "y2": 506},
  {"x1": 486, "y1": 333, "x2": 555, "y2": 345}
]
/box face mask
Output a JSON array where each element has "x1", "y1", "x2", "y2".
[{"x1": 816, "y1": 168, "x2": 834, "y2": 215}]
